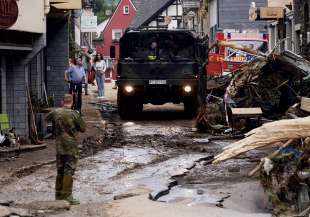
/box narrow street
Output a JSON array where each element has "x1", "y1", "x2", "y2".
[
  {"x1": 0, "y1": 84, "x2": 271, "y2": 217},
  {"x1": 1, "y1": 0, "x2": 309, "y2": 216}
]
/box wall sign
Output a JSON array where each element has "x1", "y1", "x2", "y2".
[
  {"x1": 0, "y1": 0, "x2": 18, "y2": 29},
  {"x1": 81, "y1": 11, "x2": 97, "y2": 33}
]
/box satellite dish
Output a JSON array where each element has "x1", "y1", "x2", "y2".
[{"x1": 249, "y1": 2, "x2": 258, "y2": 21}]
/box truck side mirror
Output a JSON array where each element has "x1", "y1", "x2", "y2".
[{"x1": 110, "y1": 46, "x2": 116, "y2": 59}]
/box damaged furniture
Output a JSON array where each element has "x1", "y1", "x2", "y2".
[
  {"x1": 301, "y1": 97, "x2": 310, "y2": 113},
  {"x1": 230, "y1": 107, "x2": 262, "y2": 132}
]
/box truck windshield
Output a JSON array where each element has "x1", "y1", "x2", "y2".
[{"x1": 120, "y1": 32, "x2": 196, "y2": 61}]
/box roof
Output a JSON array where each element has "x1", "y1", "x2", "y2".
[
  {"x1": 102, "y1": 0, "x2": 139, "y2": 34},
  {"x1": 131, "y1": 0, "x2": 175, "y2": 28},
  {"x1": 96, "y1": 18, "x2": 110, "y2": 38},
  {"x1": 131, "y1": 0, "x2": 142, "y2": 10}
]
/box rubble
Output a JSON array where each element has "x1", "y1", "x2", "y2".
[
  {"x1": 204, "y1": 47, "x2": 310, "y2": 215},
  {"x1": 196, "y1": 95, "x2": 227, "y2": 133},
  {"x1": 225, "y1": 52, "x2": 310, "y2": 119},
  {"x1": 0, "y1": 206, "x2": 10, "y2": 217},
  {"x1": 213, "y1": 117, "x2": 310, "y2": 163},
  {"x1": 19, "y1": 200, "x2": 70, "y2": 211},
  {"x1": 212, "y1": 117, "x2": 310, "y2": 216},
  {"x1": 197, "y1": 43, "x2": 310, "y2": 134},
  {"x1": 259, "y1": 139, "x2": 310, "y2": 216}
]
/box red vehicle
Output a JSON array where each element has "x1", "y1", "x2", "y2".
[{"x1": 207, "y1": 32, "x2": 269, "y2": 76}]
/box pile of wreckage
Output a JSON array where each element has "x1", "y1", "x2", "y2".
[
  {"x1": 197, "y1": 45, "x2": 310, "y2": 216},
  {"x1": 0, "y1": 128, "x2": 18, "y2": 149}
]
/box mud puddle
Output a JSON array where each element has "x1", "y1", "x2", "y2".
[
  {"x1": 0, "y1": 145, "x2": 209, "y2": 205},
  {"x1": 75, "y1": 147, "x2": 207, "y2": 203},
  {"x1": 122, "y1": 121, "x2": 188, "y2": 137},
  {"x1": 158, "y1": 185, "x2": 227, "y2": 205}
]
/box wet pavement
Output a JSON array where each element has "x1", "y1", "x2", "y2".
[
  {"x1": 0, "y1": 86, "x2": 271, "y2": 216},
  {"x1": 0, "y1": 104, "x2": 207, "y2": 202}
]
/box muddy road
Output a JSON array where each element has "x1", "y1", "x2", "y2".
[{"x1": 0, "y1": 101, "x2": 271, "y2": 217}]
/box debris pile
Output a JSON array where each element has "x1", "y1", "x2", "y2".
[
  {"x1": 197, "y1": 47, "x2": 310, "y2": 133},
  {"x1": 0, "y1": 128, "x2": 18, "y2": 148},
  {"x1": 196, "y1": 96, "x2": 226, "y2": 133},
  {"x1": 213, "y1": 117, "x2": 310, "y2": 216},
  {"x1": 260, "y1": 139, "x2": 309, "y2": 216},
  {"x1": 225, "y1": 51, "x2": 310, "y2": 119}
]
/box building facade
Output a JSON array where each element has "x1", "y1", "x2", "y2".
[
  {"x1": 97, "y1": 0, "x2": 139, "y2": 59},
  {"x1": 0, "y1": 0, "x2": 82, "y2": 138},
  {"x1": 0, "y1": 0, "x2": 49, "y2": 138},
  {"x1": 96, "y1": 0, "x2": 140, "y2": 80},
  {"x1": 294, "y1": 0, "x2": 310, "y2": 59},
  {"x1": 207, "y1": 0, "x2": 268, "y2": 41}
]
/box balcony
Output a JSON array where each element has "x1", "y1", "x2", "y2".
[{"x1": 183, "y1": 0, "x2": 201, "y2": 8}]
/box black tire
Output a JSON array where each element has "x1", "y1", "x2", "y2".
[
  {"x1": 117, "y1": 91, "x2": 143, "y2": 120},
  {"x1": 184, "y1": 100, "x2": 198, "y2": 118}
]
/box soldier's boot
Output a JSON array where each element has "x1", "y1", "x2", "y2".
[
  {"x1": 62, "y1": 175, "x2": 80, "y2": 205},
  {"x1": 55, "y1": 174, "x2": 63, "y2": 200}
]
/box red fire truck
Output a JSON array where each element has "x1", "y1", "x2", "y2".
[{"x1": 207, "y1": 32, "x2": 269, "y2": 76}]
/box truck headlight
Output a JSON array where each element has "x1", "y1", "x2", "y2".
[
  {"x1": 184, "y1": 85, "x2": 192, "y2": 93},
  {"x1": 125, "y1": 85, "x2": 134, "y2": 93}
]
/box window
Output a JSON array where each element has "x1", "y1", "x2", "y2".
[
  {"x1": 112, "y1": 29, "x2": 122, "y2": 41},
  {"x1": 123, "y1": 5, "x2": 129, "y2": 15}
]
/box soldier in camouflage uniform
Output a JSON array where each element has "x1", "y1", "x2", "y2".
[{"x1": 46, "y1": 94, "x2": 86, "y2": 205}]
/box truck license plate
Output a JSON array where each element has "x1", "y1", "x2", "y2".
[{"x1": 149, "y1": 80, "x2": 167, "y2": 85}]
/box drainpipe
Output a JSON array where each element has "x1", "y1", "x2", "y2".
[{"x1": 44, "y1": 0, "x2": 50, "y2": 15}]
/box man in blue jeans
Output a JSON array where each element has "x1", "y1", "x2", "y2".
[{"x1": 65, "y1": 58, "x2": 86, "y2": 114}]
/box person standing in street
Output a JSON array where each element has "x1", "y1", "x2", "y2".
[
  {"x1": 93, "y1": 54, "x2": 107, "y2": 100},
  {"x1": 65, "y1": 58, "x2": 76, "y2": 94},
  {"x1": 65, "y1": 58, "x2": 86, "y2": 114},
  {"x1": 46, "y1": 94, "x2": 86, "y2": 205},
  {"x1": 80, "y1": 47, "x2": 92, "y2": 95}
]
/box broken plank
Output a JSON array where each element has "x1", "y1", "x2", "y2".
[
  {"x1": 301, "y1": 97, "x2": 310, "y2": 113},
  {"x1": 231, "y1": 108, "x2": 263, "y2": 116}
]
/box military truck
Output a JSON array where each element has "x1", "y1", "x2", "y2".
[{"x1": 116, "y1": 29, "x2": 208, "y2": 119}]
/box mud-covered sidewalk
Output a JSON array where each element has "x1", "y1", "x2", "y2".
[{"x1": 0, "y1": 85, "x2": 107, "y2": 185}]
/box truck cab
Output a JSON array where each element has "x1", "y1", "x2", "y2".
[{"x1": 116, "y1": 29, "x2": 207, "y2": 119}]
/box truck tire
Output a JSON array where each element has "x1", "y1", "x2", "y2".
[
  {"x1": 118, "y1": 91, "x2": 143, "y2": 120},
  {"x1": 184, "y1": 100, "x2": 198, "y2": 118}
]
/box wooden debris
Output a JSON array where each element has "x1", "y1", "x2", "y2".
[
  {"x1": 231, "y1": 107, "x2": 263, "y2": 116},
  {"x1": 248, "y1": 139, "x2": 294, "y2": 177},
  {"x1": 301, "y1": 97, "x2": 310, "y2": 113},
  {"x1": 213, "y1": 116, "x2": 310, "y2": 164},
  {"x1": 259, "y1": 138, "x2": 310, "y2": 216},
  {"x1": 196, "y1": 97, "x2": 226, "y2": 133}
]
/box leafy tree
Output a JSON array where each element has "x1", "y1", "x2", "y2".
[{"x1": 94, "y1": 0, "x2": 119, "y2": 23}]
